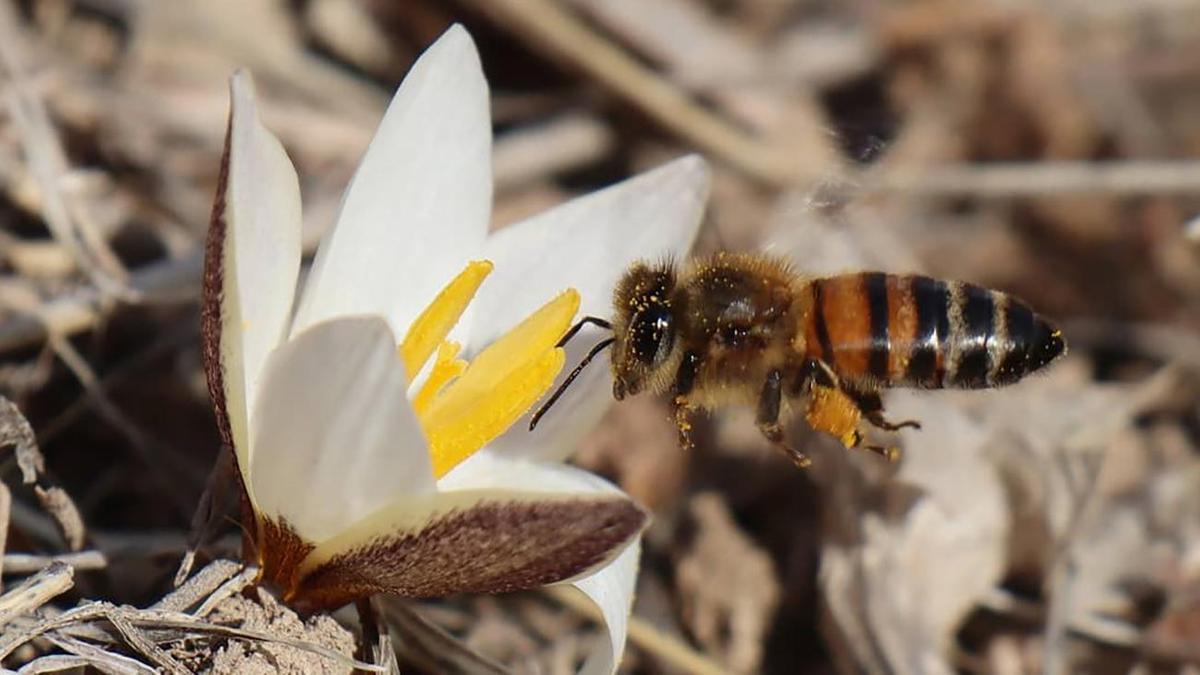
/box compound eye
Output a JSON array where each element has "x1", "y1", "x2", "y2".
[{"x1": 630, "y1": 305, "x2": 674, "y2": 366}]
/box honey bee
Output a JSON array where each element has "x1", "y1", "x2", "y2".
[{"x1": 531, "y1": 252, "x2": 1067, "y2": 467}]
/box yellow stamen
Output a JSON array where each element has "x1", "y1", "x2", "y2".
[
  {"x1": 411, "y1": 341, "x2": 468, "y2": 416},
  {"x1": 419, "y1": 289, "x2": 580, "y2": 477},
  {"x1": 399, "y1": 260, "x2": 492, "y2": 383}
]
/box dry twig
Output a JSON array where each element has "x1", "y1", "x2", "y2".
[
  {"x1": 546, "y1": 586, "x2": 726, "y2": 675},
  {"x1": 0, "y1": 395, "x2": 45, "y2": 483},
  {"x1": 33, "y1": 486, "x2": 85, "y2": 552},
  {"x1": 3, "y1": 550, "x2": 106, "y2": 575},
  {"x1": 154, "y1": 558, "x2": 242, "y2": 613},
  {"x1": 380, "y1": 599, "x2": 510, "y2": 675},
  {"x1": 0, "y1": 600, "x2": 381, "y2": 672},
  {"x1": 868, "y1": 160, "x2": 1200, "y2": 197},
  {"x1": 0, "y1": 0, "x2": 133, "y2": 299},
  {"x1": 37, "y1": 636, "x2": 158, "y2": 675},
  {"x1": 464, "y1": 0, "x2": 831, "y2": 187},
  {"x1": 0, "y1": 561, "x2": 74, "y2": 628}
]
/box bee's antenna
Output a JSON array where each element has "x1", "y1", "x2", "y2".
[
  {"x1": 530, "y1": 336, "x2": 616, "y2": 430},
  {"x1": 557, "y1": 316, "x2": 612, "y2": 348}
]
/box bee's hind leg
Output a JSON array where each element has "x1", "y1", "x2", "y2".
[
  {"x1": 804, "y1": 377, "x2": 902, "y2": 463},
  {"x1": 757, "y1": 369, "x2": 812, "y2": 468},
  {"x1": 847, "y1": 389, "x2": 921, "y2": 432}
]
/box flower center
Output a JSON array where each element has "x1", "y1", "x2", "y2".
[{"x1": 400, "y1": 261, "x2": 579, "y2": 477}]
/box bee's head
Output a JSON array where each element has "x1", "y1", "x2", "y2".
[{"x1": 611, "y1": 261, "x2": 681, "y2": 400}]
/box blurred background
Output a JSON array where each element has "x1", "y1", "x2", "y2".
[{"x1": 1, "y1": 0, "x2": 1199, "y2": 673}]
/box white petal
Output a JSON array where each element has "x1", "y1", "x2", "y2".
[
  {"x1": 250, "y1": 316, "x2": 435, "y2": 543},
  {"x1": 439, "y1": 449, "x2": 643, "y2": 674},
  {"x1": 211, "y1": 70, "x2": 303, "y2": 479},
  {"x1": 473, "y1": 156, "x2": 710, "y2": 460},
  {"x1": 471, "y1": 155, "x2": 709, "y2": 345},
  {"x1": 437, "y1": 447, "x2": 618, "y2": 494},
  {"x1": 291, "y1": 25, "x2": 492, "y2": 339},
  {"x1": 572, "y1": 540, "x2": 641, "y2": 675}
]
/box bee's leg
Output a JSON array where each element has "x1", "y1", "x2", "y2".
[
  {"x1": 846, "y1": 389, "x2": 921, "y2": 432},
  {"x1": 672, "y1": 351, "x2": 702, "y2": 449},
  {"x1": 811, "y1": 358, "x2": 841, "y2": 388},
  {"x1": 787, "y1": 359, "x2": 820, "y2": 396},
  {"x1": 805, "y1": 382, "x2": 902, "y2": 462},
  {"x1": 672, "y1": 397, "x2": 697, "y2": 449},
  {"x1": 854, "y1": 435, "x2": 902, "y2": 462},
  {"x1": 757, "y1": 369, "x2": 812, "y2": 468},
  {"x1": 786, "y1": 358, "x2": 841, "y2": 408}
]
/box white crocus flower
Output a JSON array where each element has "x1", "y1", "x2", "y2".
[{"x1": 202, "y1": 25, "x2": 708, "y2": 675}]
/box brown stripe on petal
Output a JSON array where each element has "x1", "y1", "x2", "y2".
[
  {"x1": 202, "y1": 111, "x2": 233, "y2": 456},
  {"x1": 259, "y1": 517, "x2": 316, "y2": 597},
  {"x1": 200, "y1": 107, "x2": 256, "y2": 545},
  {"x1": 290, "y1": 497, "x2": 647, "y2": 611}
]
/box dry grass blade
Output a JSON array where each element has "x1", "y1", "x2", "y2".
[
  {"x1": 0, "y1": 395, "x2": 88, "y2": 552},
  {"x1": 493, "y1": 114, "x2": 614, "y2": 193},
  {"x1": 379, "y1": 599, "x2": 510, "y2": 675},
  {"x1": 0, "y1": 0, "x2": 133, "y2": 299},
  {"x1": 465, "y1": 0, "x2": 828, "y2": 187},
  {"x1": 0, "y1": 601, "x2": 384, "y2": 672},
  {"x1": 0, "y1": 251, "x2": 202, "y2": 354},
  {"x1": 0, "y1": 561, "x2": 74, "y2": 628},
  {"x1": 3, "y1": 551, "x2": 106, "y2": 574},
  {"x1": 191, "y1": 564, "x2": 257, "y2": 617},
  {"x1": 105, "y1": 610, "x2": 190, "y2": 675},
  {"x1": 49, "y1": 625, "x2": 179, "y2": 674},
  {"x1": 153, "y1": 558, "x2": 242, "y2": 613},
  {"x1": 868, "y1": 160, "x2": 1200, "y2": 197},
  {"x1": 33, "y1": 486, "x2": 85, "y2": 552},
  {"x1": 15, "y1": 654, "x2": 91, "y2": 674},
  {"x1": 357, "y1": 598, "x2": 400, "y2": 675},
  {"x1": 31, "y1": 637, "x2": 157, "y2": 675},
  {"x1": 16, "y1": 654, "x2": 105, "y2": 674},
  {"x1": 0, "y1": 395, "x2": 45, "y2": 483},
  {"x1": 545, "y1": 586, "x2": 726, "y2": 675}
]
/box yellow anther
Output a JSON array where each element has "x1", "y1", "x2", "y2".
[
  {"x1": 419, "y1": 289, "x2": 579, "y2": 477},
  {"x1": 412, "y1": 341, "x2": 468, "y2": 416},
  {"x1": 400, "y1": 260, "x2": 493, "y2": 383}
]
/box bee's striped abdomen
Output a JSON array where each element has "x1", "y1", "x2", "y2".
[{"x1": 803, "y1": 273, "x2": 1065, "y2": 389}]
